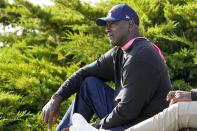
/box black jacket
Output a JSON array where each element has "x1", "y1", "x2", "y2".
[{"x1": 54, "y1": 38, "x2": 172, "y2": 128}]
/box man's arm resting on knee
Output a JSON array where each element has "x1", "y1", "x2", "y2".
[
  {"x1": 54, "y1": 47, "x2": 116, "y2": 100},
  {"x1": 42, "y1": 48, "x2": 116, "y2": 129}
]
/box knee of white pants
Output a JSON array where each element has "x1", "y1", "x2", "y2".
[
  {"x1": 177, "y1": 102, "x2": 191, "y2": 128},
  {"x1": 177, "y1": 101, "x2": 197, "y2": 128},
  {"x1": 129, "y1": 104, "x2": 179, "y2": 131},
  {"x1": 127, "y1": 102, "x2": 197, "y2": 131}
]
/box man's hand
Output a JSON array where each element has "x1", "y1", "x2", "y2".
[
  {"x1": 166, "y1": 90, "x2": 192, "y2": 105},
  {"x1": 42, "y1": 95, "x2": 62, "y2": 131}
]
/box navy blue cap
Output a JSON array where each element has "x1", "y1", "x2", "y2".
[{"x1": 96, "y1": 4, "x2": 139, "y2": 26}]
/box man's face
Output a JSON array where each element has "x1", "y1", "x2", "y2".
[{"x1": 106, "y1": 20, "x2": 131, "y2": 46}]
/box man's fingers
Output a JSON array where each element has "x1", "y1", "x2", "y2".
[
  {"x1": 42, "y1": 97, "x2": 61, "y2": 129},
  {"x1": 166, "y1": 91, "x2": 176, "y2": 101},
  {"x1": 44, "y1": 108, "x2": 50, "y2": 123},
  {"x1": 52, "y1": 112, "x2": 58, "y2": 124},
  {"x1": 48, "y1": 111, "x2": 53, "y2": 130},
  {"x1": 170, "y1": 97, "x2": 184, "y2": 105},
  {"x1": 48, "y1": 111, "x2": 55, "y2": 130},
  {"x1": 170, "y1": 97, "x2": 180, "y2": 105},
  {"x1": 48, "y1": 128, "x2": 52, "y2": 131},
  {"x1": 170, "y1": 99, "x2": 177, "y2": 105},
  {"x1": 42, "y1": 109, "x2": 45, "y2": 121}
]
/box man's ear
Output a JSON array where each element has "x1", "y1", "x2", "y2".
[
  {"x1": 128, "y1": 20, "x2": 135, "y2": 28},
  {"x1": 127, "y1": 20, "x2": 135, "y2": 33}
]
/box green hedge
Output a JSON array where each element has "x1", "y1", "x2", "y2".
[{"x1": 0, "y1": 0, "x2": 196, "y2": 130}]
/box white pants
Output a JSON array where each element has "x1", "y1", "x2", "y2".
[
  {"x1": 70, "y1": 102, "x2": 197, "y2": 131},
  {"x1": 127, "y1": 101, "x2": 197, "y2": 131}
]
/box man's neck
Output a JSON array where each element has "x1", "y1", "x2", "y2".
[
  {"x1": 130, "y1": 32, "x2": 141, "y2": 40},
  {"x1": 120, "y1": 32, "x2": 143, "y2": 50},
  {"x1": 121, "y1": 32, "x2": 141, "y2": 46}
]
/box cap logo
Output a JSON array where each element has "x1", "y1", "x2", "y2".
[{"x1": 126, "y1": 15, "x2": 130, "y2": 19}]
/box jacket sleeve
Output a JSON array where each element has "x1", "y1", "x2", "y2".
[
  {"x1": 191, "y1": 89, "x2": 197, "y2": 101},
  {"x1": 53, "y1": 48, "x2": 116, "y2": 100},
  {"x1": 100, "y1": 60, "x2": 161, "y2": 128}
]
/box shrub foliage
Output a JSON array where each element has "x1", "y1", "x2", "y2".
[{"x1": 0, "y1": 0, "x2": 196, "y2": 130}]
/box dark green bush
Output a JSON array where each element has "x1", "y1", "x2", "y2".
[{"x1": 0, "y1": 0, "x2": 196, "y2": 130}]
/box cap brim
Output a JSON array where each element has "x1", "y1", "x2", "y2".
[{"x1": 96, "y1": 17, "x2": 117, "y2": 26}]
